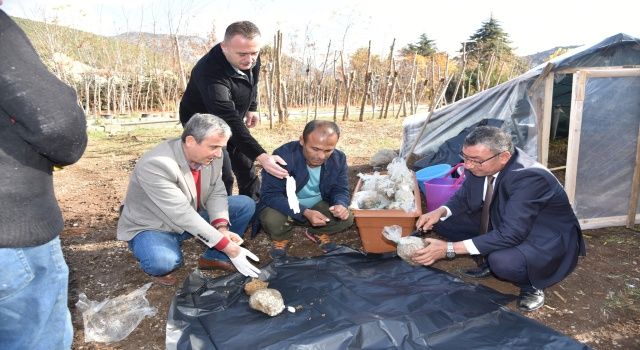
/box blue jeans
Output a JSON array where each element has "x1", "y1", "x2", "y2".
[
  {"x1": 128, "y1": 195, "x2": 255, "y2": 276},
  {"x1": 0, "y1": 236, "x2": 73, "y2": 350}
]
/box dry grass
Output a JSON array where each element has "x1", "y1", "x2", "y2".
[{"x1": 87, "y1": 116, "x2": 405, "y2": 163}]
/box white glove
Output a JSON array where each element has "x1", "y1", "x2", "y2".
[
  {"x1": 229, "y1": 247, "x2": 261, "y2": 278},
  {"x1": 286, "y1": 176, "x2": 300, "y2": 214}
]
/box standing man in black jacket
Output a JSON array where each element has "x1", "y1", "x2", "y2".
[
  {"x1": 180, "y1": 21, "x2": 288, "y2": 200},
  {"x1": 0, "y1": 5, "x2": 88, "y2": 348}
]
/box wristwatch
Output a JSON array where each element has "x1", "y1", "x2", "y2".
[{"x1": 446, "y1": 242, "x2": 456, "y2": 259}]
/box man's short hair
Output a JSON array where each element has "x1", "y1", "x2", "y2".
[
  {"x1": 464, "y1": 126, "x2": 514, "y2": 154},
  {"x1": 224, "y1": 21, "x2": 261, "y2": 41},
  {"x1": 302, "y1": 120, "x2": 341, "y2": 142},
  {"x1": 181, "y1": 113, "x2": 232, "y2": 143}
]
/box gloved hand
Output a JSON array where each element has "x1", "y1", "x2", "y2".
[{"x1": 229, "y1": 247, "x2": 261, "y2": 278}]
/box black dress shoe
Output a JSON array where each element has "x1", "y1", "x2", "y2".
[
  {"x1": 462, "y1": 265, "x2": 492, "y2": 278},
  {"x1": 517, "y1": 288, "x2": 545, "y2": 311}
]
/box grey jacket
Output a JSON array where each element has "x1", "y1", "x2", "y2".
[
  {"x1": 117, "y1": 138, "x2": 229, "y2": 247},
  {"x1": 0, "y1": 10, "x2": 88, "y2": 247}
]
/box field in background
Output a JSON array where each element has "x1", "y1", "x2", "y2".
[{"x1": 87, "y1": 116, "x2": 405, "y2": 161}]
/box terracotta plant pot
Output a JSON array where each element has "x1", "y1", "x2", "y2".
[{"x1": 351, "y1": 173, "x2": 422, "y2": 253}]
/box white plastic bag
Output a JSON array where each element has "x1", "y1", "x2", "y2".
[
  {"x1": 349, "y1": 189, "x2": 391, "y2": 209},
  {"x1": 351, "y1": 158, "x2": 416, "y2": 212},
  {"x1": 382, "y1": 225, "x2": 427, "y2": 266},
  {"x1": 358, "y1": 172, "x2": 391, "y2": 192},
  {"x1": 76, "y1": 282, "x2": 157, "y2": 343},
  {"x1": 381, "y1": 225, "x2": 404, "y2": 243},
  {"x1": 386, "y1": 157, "x2": 413, "y2": 186},
  {"x1": 386, "y1": 158, "x2": 416, "y2": 212},
  {"x1": 387, "y1": 183, "x2": 415, "y2": 212}
]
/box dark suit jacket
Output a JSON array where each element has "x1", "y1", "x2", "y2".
[{"x1": 444, "y1": 149, "x2": 586, "y2": 289}]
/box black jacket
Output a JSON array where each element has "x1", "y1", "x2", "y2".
[
  {"x1": 0, "y1": 10, "x2": 88, "y2": 247},
  {"x1": 179, "y1": 44, "x2": 265, "y2": 160}
]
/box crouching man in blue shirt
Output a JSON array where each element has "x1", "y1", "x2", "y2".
[{"x1": 258, "y1": 121, "x2": 354, "y2": 258}]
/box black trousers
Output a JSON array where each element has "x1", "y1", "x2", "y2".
[
  {"x1": 435, "y1": 213, "x2": 533, "y2": 289},
  {"x1": 221, "y1": 143, "x2": 260, "y2": 200}
]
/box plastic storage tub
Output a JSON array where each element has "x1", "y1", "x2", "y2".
[
  {"x1": 352, "y1": 173, "x2": 422, "y2": 253},
  {"x1": 415, "y1": 164, "x2": 451, "y2": 196}
]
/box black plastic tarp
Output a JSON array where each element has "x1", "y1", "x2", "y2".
[{"x1": 166, "y1": 247, "x2": 589, "y2": 349}]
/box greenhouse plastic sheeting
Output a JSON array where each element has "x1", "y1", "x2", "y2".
[
  {"x1": 400, "y1": 33, "x2": 640, "y2": 163},
  {"x1": 166, "y1": 247, "x2": 589, "y2": 349},
  {"x1": 573, "y1": 76, "x2": 640, "y2": 220}
]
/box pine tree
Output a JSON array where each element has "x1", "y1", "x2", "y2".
[
  {"x1": 451, "y1": 15, "x2": 527, "y2": 99},
  {"x1": 466, "y1": 16, "x2": 513, "y2": 61},
  {"x1": 401, "y1": 33, "x2": 438, "y2": 57}
]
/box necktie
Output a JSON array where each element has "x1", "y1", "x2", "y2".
[{"x1": 479, "y1": 175, "x2": 495, "y2": 234}]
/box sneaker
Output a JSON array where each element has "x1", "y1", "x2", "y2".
[
  {"x1": 316, "y1": 234, "x2": 338, "y2": 253},
  {"x1": 320, "y1": 241, "x2": 338, "y2": 253},
  {"x1": 270, "y1": 239, "x2": 289, "y2": 259}
]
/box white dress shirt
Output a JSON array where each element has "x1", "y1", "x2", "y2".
[{"x1": 441, "y1": 172, "x2": 498, "y2": 255}]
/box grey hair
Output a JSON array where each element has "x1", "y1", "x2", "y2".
[
  {"x1": 463, "y1": 126, "x2": 514, "y2": 154},
  {"x1": 181, "y1": 113, "x2": 232, "y2": 143},
  {"x1": 224, "y1": 21, "x2": 261, "y2": 41}
]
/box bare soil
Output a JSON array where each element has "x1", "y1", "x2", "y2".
[{"x1": 56, "y1": 127, "x2": 640, "y2": 350}]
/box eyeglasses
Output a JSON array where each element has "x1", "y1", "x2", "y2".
[{"x1": 458, "y1": 151, "x2": 503, "y2": 166}]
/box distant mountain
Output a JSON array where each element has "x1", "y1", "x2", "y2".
[
  {"x1": 14, "y1": 16, "x2": 210, "y2": 72},
  {"x1": 114, "y1": 32, "x2": 212, "y2": 65},
  {"x1": 13, "y1": 16, "x2": 175, "y2": 79},
  {"x1": 522, "y1": 45, "x2": 580, "y2": 67}
]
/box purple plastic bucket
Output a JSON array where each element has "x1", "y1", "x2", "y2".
[
  {"x1": 415, "y1": 164, "x2": 452, "y2": 197},
  {"x1": 424, "y1": 163, "x2": 465, "y2": 212}
]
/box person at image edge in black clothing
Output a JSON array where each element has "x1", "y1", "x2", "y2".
[
  {"x1": 180, "y1": 21, "x2": 288, "y2": 199},
  {"x1": 0, "y1": 5, "x2": 88, "y2": 348}
]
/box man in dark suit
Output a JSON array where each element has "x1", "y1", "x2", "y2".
[{"x1": 413, "y1": 126, "x2": 585, "y2": 311}]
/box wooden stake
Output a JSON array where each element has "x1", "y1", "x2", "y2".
[
  {"x1": 263, "y1": 62, "x2": 274, "y2": 129},
  {"x1": 274, "y1": 31, "x2": 285, "y2": 123},
  {"x1": 383, "y1": 70, "x2": 398, "y2": 119},
  {"x1": 627, "y1": 122, "x2": 640, "y2": 228},
  {"x1": 358, "y1": 40, "x2": 372, "y2": 122},
  {"x1": 379, "y1": 38, "x2": 395, "y2": 119},
  {"x1": 405, "y1": 75, "x2": 454, "y2": 165}
]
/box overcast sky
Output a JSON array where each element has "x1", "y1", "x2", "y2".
[{"x1": 3, "y1": 0, "x2": 639, "y2": 60}]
